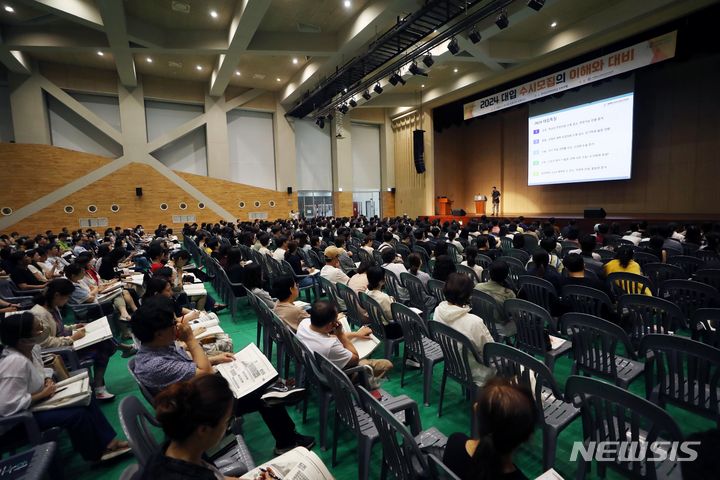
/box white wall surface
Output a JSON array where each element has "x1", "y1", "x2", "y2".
[
  {"x1": 146, "y1": 100, "x2": 207, "y2": 176},
  {"x1": 351, "y1": 123, "x2": 381, "y2": 190},
  {"x1": 227, "y1": 109, "x2": 276, "y2": 190},
  {"x1": 295, "y1": 119, "x2": 332, "y2": 191}
]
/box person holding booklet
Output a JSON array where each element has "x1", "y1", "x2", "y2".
[
  {"x1": 75, "y1": 253, "x2": 138, "y2": 321},
  {"x1": 130, "y1": 296, "x2": 315, "y2": 455},
  {"x1": 272, "y1": 276, "x2": 309, "y2": 332},
  {"x1": 0, "y1": 312, "x2": 131, "y2": 462}
]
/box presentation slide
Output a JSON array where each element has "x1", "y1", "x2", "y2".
[{"x1": 528, "y1": 92, "x2": 634, "y2": 186}]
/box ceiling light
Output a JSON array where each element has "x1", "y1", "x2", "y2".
[
  {"x1": 362, "y1": 90, "x2": 372, "y2": 100},
  {"x1": 4, "y1": 5, "x2": 14, "y2": 13},
  {"x1": 195, "y1": 65, "x2": 202, "y2": 71},
  {"x1": 276, "y1": 77, "x2": 282, "y2": 82},
  {"x1": 209, "y1": 9, "x2": 218, "y2": 18},
  {"x1": 349, "y1": 98, "x2": 357, "y2": 108},
  {"x1": 550, "y1": 21, "x2": 557, "y2": 28},
  {"x1": 373, "y1": 83, "x2": 383, "y2": 94},
  {"x1": 409, "y1": 62, "x2": 427, "y2": 76},
  {"x1": 495, "y1": 11, "x2": 509, "y2": 30},
  {"x1": 468, "y1": 26, "x2": 482, "y2": 44},
  {"x1": 447, "y1": 37, "x2": 460, "y2": 55},
  {"x1": 421, "y1": 84, "x2": 425, "y2": 88},
  {"x1": 453, "y1": 68, "x2": 459, "y2": 73},
  {"x1": 316, "y1": 117, "x2": 325, "y2": 129},
  {"x1": 235, "y1": 70, "x2": 241, "y2": 76},
  {"x1": 343, "y1": 0, "x2": 351, "y2": 8},
  {"x1": 146, "y1": 57, "x2": 153, "y2": 63},
  {"x1": 422, "y1": 53, "x2": 434, "y2": 68},
  {"x1": 292, "y1": 57, "x2": 298, "y2": 64},
  {"x1": 527, "y1": 0, "x2": 545, "y2": 12},
  {"x1": 338, "y1": 104, "x2": 349, "y2": 114},
  {"x1": 97, "y1": 51, "x2": 104, "y2": 56}
]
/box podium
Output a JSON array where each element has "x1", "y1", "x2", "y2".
[
  {"x1": 438, "y1": 197, "x2": 453, "y2": 215},
  {"x1": 474, "y1": 195, "x2": 487, "y2": 215}
]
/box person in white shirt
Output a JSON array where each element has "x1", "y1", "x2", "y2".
[
  {"x1": 296, "y1": 300, "x2": 392, "y2": 379},
  {"x1": 44, "y1": 244, "x2": 69, "y2": 272},
  {"x1": 377, "y1": 231, "x2": 394, "y2": 252},
  {"x1": 347, "y1": 260, "x2": 371, "y2": 294},
  {"x1": 258, "y1": 234, "x2": 273, "y2": 257},
  {"x1": 272, "y1": 236, "x2": 289, "y2": 263},
  {"x1": 320, "y1": 246, "x2": 350, "y2": 285},
  {"x1": 432, "y1": 273, "x2": 495, "y2": 386},
  {"x1": 407, "y1": 253, "x2": 431, "y2": 288},
  {"x1": 361, "y1": 236, "x2": 375, "y2": 255},
  {"x1": 364, "y1": 267, "x2": 403, "y2": 339},
  {"x1": 381, "y1": 248, "x2": 410, "y2": 302},
  {"x1": 460, "y1": 246, "x2": 484, "y2": 281}
]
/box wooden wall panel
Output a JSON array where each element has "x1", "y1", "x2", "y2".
[
  {"x1": 333, "y1": 192, "x2": 353, "y2": 217},
  {"x1": 434, "y1": 55, "x2": 720, "y2": 216},
  {"x1": 381, "y1": 191, "x2": 396, "y2": 218},
  {"x1": 392, "y1": 112, "x2": 433, "y2": 217}
]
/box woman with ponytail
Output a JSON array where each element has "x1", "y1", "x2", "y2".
[
  {"x1": 443, "y1": 377, "x2": 537, "y2": 479},
  {"x1": 460, "y1": 246, "x2": 484, "y2": 280},
  {"x1": 603, "y1": 244, "x2": 643, "y2": 277},
  {"x1": 526, "y1": 249, "x2": 562, "y2": 293},
  {"x1": 140, "y1": 374, "x2": 235, "y2": 479}
]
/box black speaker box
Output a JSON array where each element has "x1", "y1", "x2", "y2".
[
  {"x1": 452, "y1": 209, "x2": 467, "y2": 216},
  {"x1": 287, "y1": 186, "x2": 293, "y2": 194},
  {"x1": 135, "y1": 187, "x2": 143, "y2": 197},
  {"x1": 584, "y1": 207, "x2": 606, "y2": 219},
  {"x1": 413, "y1": 129, "x2": 425, "y2": 174}
]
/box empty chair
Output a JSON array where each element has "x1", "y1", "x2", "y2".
[
  {"x1": 470, "y1": 289, "x2": 516, "y2": 342},
  {"x1": 336, "y1": 283, "x2": 367, "y2": 328},
  {"x1": 360, "y1": 291, "x2": 404, "y2": 359},
  {"x1": 427, "y1": 278, "x2": 446, "y2": 305},
  {"x1": 632, "y1": 251, "x2": 660, "y2": 270},
  {"x1": 640, "y1": 334, "x2": 720, "y2": 428},
  {"x1": 693, "y1": 308, "x2": 720, "y2": 347},
  {"x1": 565, "y1": 375, "x2": 683, "y2": 480},
  {"x1": 617, "y1": 295, "x2": 687, "y2": 347},
  {"x1": 606, "y1": 272, "x2": 653, "y2": 299},
  {"x1": 643, "y1": 263, "x2": 685, "y2": 295},
  {"x1": 660, "y1": 279, "x2": 720, "y2": 321},
  {"x1": 484, "y1": 343, "x2": 580, "y2": 470},
  {"x1": 695, "y1": 268, "x2": 720, "y2": 291},
  {"x1": 561, "y1": 285, "x2": 614, "y2": 320},
  {"x1": 400, "y1": 272, "x2": 435, "y2": 320},
  {"x1": 392, "y1": 302, "x2": 444, "y2": 406},
  {"x1": 503, "y1": 298, "x2": 572, "y2": 372},
  {"x1": 517, "y1": 275, "x2": 559, "y2": 315},
  {"x1": 668, "y1": 255, "x2": 705, "y2": 277},
  {"x1": 562, "y1": 313, "x2": 644, "y2": 388},
  {"x1": 456, "y1": 264, "x2": 480, "y2": 284}
]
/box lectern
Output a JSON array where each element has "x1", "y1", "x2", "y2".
[
  {"x1": 474, "y1": 195, "x2": 487, "y2": 215},
  {"x1": 438, "y1": 197, "x2": 453, "y2": 215}
]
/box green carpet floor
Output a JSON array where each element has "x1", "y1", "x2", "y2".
[{"x1": 57, "y1": 282, "x2": 712, "y2": 480}]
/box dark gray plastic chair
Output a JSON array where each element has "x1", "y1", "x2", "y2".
[
  {"x1": 694, "y1": 269, "x2": 720, "y2": 291},
  {"x1": 428, "y1": 454, "x2": 461, "y2": 480},
  {"x1": 508, "y1": 248, "x2": 531, "y2": 264},
  {"x1": 393, "y1": 302, "x2": 444, "y2": 406},
  {"x1": 696, "y1": 249, "x2": 720, "y2": 265},
  {"x1": 518, "y1": 275, "x2": 559, "y2": 314},
  {"x1": 484, "y1": 343, "x2": 579, "y2": 470},
  {"x1": 565, "y1": 375, "x2": 683, "y2": 480},
  {"x1": 336, "y1": 282, "x2": 367, "y2": 328},
  {"x1": 127, "y1": 357, "x2": 156, "y2": 406},
  {"x1": 606, "y1": 272, "x2": 653, "y2": 300},
  {"x1": 476, "y1": 253, "x2": 493, "y2": 269},
  {"x1": 357, "y1": 248, "x2": 375, "y2": 266},
  {"x1": 383, "y1": 269, "x2": 407, "y2": 303},
  {"x1": 0, "y1": 442, "x2": 57, "y2": 480},
  {"x1": 470, "y1": 289, "x2": 514, "y2": 342},
  {"x1": 317, "y1": 275, "x2": 346, "y2": 312},
  {"x1": 642, "y1": 263, "x2": 686, "y2": 295},
  {"x1": 504, "y1": 298, "x2": 572, "y2": 372},
  {"x1": 248, "y1": 293, "x2": 288, "y2": 377},
  {"x1": 562, "y1": 313, "x2": 644, "y2": 389},
  {"x1": 427, "y1": 278, "x2": 446, "y2": 305},
  {"x1": 633, "y1": 251, "x2": 660, "y2": 270},
  {"x1": 561, "y1": 285, "x2": 614, "y2": 320},
  {"x1": 639, "y1": 334, "x2": 720, "y2": 428},
  {"x1": 692, "y1": 308, "x2": 720, "y2": 347},
  {"x1": 400, "y1": 272, "x2": 435, "y2": 320},
  {"x1": 456, "y1": 264, "x2": 480, "y2": 284},
  {"x1": 668, "y1": 255, "x2": 705, "y2": 277},
  {"x1": 360, "y1": 291, "x2": 404, "y2": 359},
  {"x1": 617, "y1": 294, "x2": 687, "y2": 347},
  {"x1": 659, "y1": 279, "x2": 720, "y2": 322},
  {"x1": 412, "y1": 246, "x2": 431, "y2": 273}
]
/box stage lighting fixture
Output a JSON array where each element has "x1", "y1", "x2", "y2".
[
  {"x1": 422, "y1": 53, "x2": 434, "y2": 68},
  {"x1": 374, "y1": 83, "x2": 383, "y2": 94},
  {"x1": 349, "y1": 98, "x2": 358, "y2": 108},
  {"x1": 338, "y1": 104, "x2": 349, "y2": 114},
  {"x1": 527, "y1": 0, "x2": 545, "y2": 11},
  {"x1": 389, "y1": 73, "x2": 399, "y2": 86},
  {"x1": 495, "y1": 11, "x2": 509, "y2": 30},
  {"x1": 409, "y1": 62, "x2": 427, "y2": 76},
  {"x1": 362, "y1": 90, "x2": 372, "y2": 100},
  {"x1": 316, "y1": 117, "x2": 325, "y2": 129},
  {"x1": 326, "y1": 113, "x2": 333, "y2": 121},
  {"x1": 447, "y1": 37, "x2": 460, "y2": 55},
  {"x1": 468, "y1": 26, "x2": 482, "y2": 44}
]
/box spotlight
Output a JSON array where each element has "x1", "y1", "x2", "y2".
[
  {"x1": 422, "y1": 53, "x2": 434, "y2": 68},
  {"x1": 468, "y1": 26, "x2": 482, "y2": 44},
  {"x1": 362, "y1": 90, "x2": 372, "y2": 100},
  {"x1": 326, "y1": 113, "x2": 333, "y2": 121},
  {"x1": 316, "y1": 117, "x2": 325, "y2": 129},
  {"x1": 349, "y1": 98, "x2": 357, "y2": 108},
  {"x1": 339, "y1": 104, "x2": 349, "y2": 114},
  {"x1": 409, "y1": 62, "x2": 427, "y2": 76},
  {"x1": 495, "y1": 11, "x2": 509, "y2": 30},
  {"x1": 389, "y1": 72, "x2": 405, "y2": 86},
  {"x1": 447, "y1": 37, "x2": 460, "y2": 55},
  {"x1": 374, "y1": 83, "x2": 383, "y2": 94},
  {"x1": 527, "y1": 0, "x2": 545, "y2": 12}
]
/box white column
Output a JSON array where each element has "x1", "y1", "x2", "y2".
[
  {"x1": 204, "y1": 93, "x2": 230, "y2": 180},
  {"x1": 9, "y1": 72, "x2": 51, "y2": 144}
]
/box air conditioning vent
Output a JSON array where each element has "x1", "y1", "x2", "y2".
[
  {"x1": 171, "y1": 1, "x2": 190, "y2": 14},
  {"x1": 297, "y1": 22, "x2": 321, "y2": 33}
]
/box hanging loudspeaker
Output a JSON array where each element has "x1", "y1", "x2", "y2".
[{"x1": 413, "y1": 129, "x2": 425, "y2": 174}]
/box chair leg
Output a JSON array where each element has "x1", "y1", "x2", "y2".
[
  {"x1": 423, "y1": 359, "x2": 433, "y2": 406},
  {"x1": 358, "y1": 436, "x2": 373, "y2": 480},
  {"x1": 438, "y1": 372, "x2": 447, "y2": 417},
  {"x1": 331, "y1": 414, "x2": 339, "y2": 467},
  {"x1": 319, "y1": 392, "x2": 331, "y2": 451},
  {"x1": 400, "y1": 352, "x2": 407, "y2": 388},
  {"x1": 542, "y1": 427, "x2": 557, "y2": 471},
  {"x1": 545, "y1": 353, "x2": 556, "y2": 373}
]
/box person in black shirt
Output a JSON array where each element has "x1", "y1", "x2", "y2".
[
  {"x1": 443, "y1": 377, "x2": 537, "y2": 480},
  {"x1": 9, "y1": 251, "x2": 47, "y2": 290},
  {"x1": 491, "y1": 186, "x2": 500, "y2": 216},
  {"x1": 560, "y1": 253, "x2": 609, "y2": 295}
]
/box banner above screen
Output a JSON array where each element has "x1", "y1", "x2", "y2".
[{"x1": 463, "y1": 31, "x2": 677, "y2": 120}]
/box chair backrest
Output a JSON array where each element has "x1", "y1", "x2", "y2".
[
  {"x1": 127, "y1": 358, "x2": 156, "y2": 405},
  {"x1": 392, "y1": 302, "x2": 430, "y2": 358},
  {"x1": 383, "y1": 269, "x2": 404, "y2": 301},
  {"x1": 317, "y1": 275, "x2": 344, "y2": 312},
  {"x1": 359, "y1": 292, "x2": 389, "y2": 342},
  {"x1": 660, "y1": 279, "x2": 720, "y2": 320},
  {"x1": 456, "y1": 264, "x2": 479, "y2": 284},
  {"x1": 412, "y1": 247, "x2": 431, "y2": 273},
  {"x1": 500, "y1": 236, "x2": 513, "y2": 253},
  {"x1": 617, "y1": 295, "x2": 687, "y2": 345},
  {"x1": 427, "y1": 279, "x2": 446, "y2": 304},
  {"x1": 483, "y1": 342, "x2": 564, "y2": 428},
  {"x1": 307, "y1": 249, "x2": 325, "y2": 270},
  {"x1": 428, "y1": 320, "x2": 484, "y2": 388},
  {"x1": 517, "y1": 275, "x2": 558, "y2": 313},
  {"x1": 594, "y1": 249, "x2": 616, "y2": 262},
  {"x1": 667, "y1": 255, "x2": 705, "y2": 277},
  {"x1": 357, "y1": 387, "x2": 429, "y2": 480},
  {"x1": 696, "y1": 249, "x2": 720, "y2": 265},
  {"x1": 694, "y1": 269, "x2": 720, "y2": 291},
  {"x1": 400, "y1": 272, "x2": 431, "y2": 315},
  {"x1": 522, "y1": 234, "x2": 539, "y2": 254},
  {"x1": 428, "y1": 454, "x2": 461, "y2": 480},
  {"x1": 446, "y1": 243, "x2": 461, "y2": 264},
  {"x1": 693, "y1": 308, "x2": 720, "y2": 348},
  {"x1": 632, "y1": 251, "x2": 660, "y2": 270},
  {"x1": 504, "y1": 299, "x2": 556, "y2": 358},
  {"x1": 639, "y1": 334, "x2": 720, "y2": 421},
  {"x1": 496, "y1": 255, "x2": 525, "y2": 271},
  {"x1": 118, "y1": 395, "x2": 161, "y2": 466},
  {"x1": 606, "y1": 272, "x2": 653, "y2": 299},
  {"x1": 562, "y1": 313, "x2": 636, "y2": 382},
  {"x1": 469, "y1": 290, "x2": 503, "y2": 342},
  {"x1": 560, "y1": 284, "x2": 613, "y2": 319},
  {"x1": 395, "y1": 243, "x2": 412, "y2": 261},
  {"x1": 643, "y1": 263, "x2": 686, "y2": 294},
  {"x1": 291, "y1": 333, "x2": 328, "y2": 387},
  {"x1": 316, "y1": 353, "x2": 363, "y2": 435},
  {"x1": 475, "y1": 254, "x2": 493, "y2": 270},
  {"x1": 357, "y1": 248, "x2": 375, "y2": 266},
  {"x1": 508, "y1": 248, "x2": 531, "y2": 264},
  {"x1": 336, "y1": 283, "x2": 365, "y2": 328}
]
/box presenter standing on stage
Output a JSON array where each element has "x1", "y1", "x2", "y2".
[{"x1": 491, "y1": 186, "x2": 501, "y2": 216}]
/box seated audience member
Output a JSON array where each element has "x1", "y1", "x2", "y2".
[
  {"x1": 76, "y1": 254, "x2": 137, "y2": 321},
  {"x1": 30, "y1": 247, "x2": 61, "y2": 280},
  {"x1": 413, "y1": 230, "x2": 433, "y2": 256},
  {"x1": 443, "y1": 378, "x2": 537, "y2": 480},
  {"x1": 570, "y1": 234, "x2": 601, "y2": 261},
  {"x1": 320, "y1": 246, "x2": 350, "y2": 285},
  {"x1": 245, "y1": 262, "x2": 275, "y2": 309},
  {"x1": 284, "y1": 241, "x2": 315, "y2": 288},
  {"x1": 364, "y1": 267, "x2": 403, "y2": 339},
  {"x1": 139, "y1": 374, "x2": 236, "y2": 480},
  {"x1": 10, "y1": 251, "x2": 47, "y2": 290},
  {"x1": 641, "y1": 235, "x2": 668, "y2": 263},
  {"x1": 475, "y1": 260, "x2": 516, "y2": 304},
  {"x1": 225, "y1": 247, "x2": 246, "y2": 296},
  {"x1": 0, "y1": 312, "x2": 130, "y2": 462},
  {"x1": 130, "y1": 296, "x2": 314, "y2": 455},
  {"x1": 99, "y1": 247, "x2": 133, "y2": 280},
  {"x1": 272, "y1": 275, "x2": 309, "y2": 332},
  {"x1": 433, "y1": 274, "x2": 495, "y2": 386},
  {"x1": 535, "y1": 237, "x2": 563, "y2": 273},
  {"x1": 347, "y1": 259, "x2": 372, "y2": 294},
  {"x1": 334, "y1": 236, "x2": 357, "y2": 272},
  {"x1": 257, "y1": 234, "x2": 272, "y2": 257},
  {"x1": 525, "y1": 250, "x2": 562, "y2": 293},
  {"x1": 360, "y1": 235, "x2": 374, "y2": 255},
  {"x1": 460, "y1": 246, "x2": 484, "y2": 281},
  {"x1": 407, "y1": 252, "x2": 432, "y2": 288},
  {"x1": 560, "y1": 254, "x2": 610, "y2": 294},
  {"x1": 603, "y1": 245, "x2": 651, "y2": 295},
  {"x1": 64, "y1": 263, "x2": 116, "y2": 319},
  {"x1": 296, "y1": 300, "x2": 392, "y2": 380},
  {"x1": 377, "y1": 231, "x2": 395, "y2": 252},
  {"x1": 432, "y1": 254, "x2": 457, "y2": 282},
  {"x1": 272, "y1": 236, "x2": 289, "y2": 263},
  {"x1": 381, "y1": 247, "x2": 410, "y2": 301}
]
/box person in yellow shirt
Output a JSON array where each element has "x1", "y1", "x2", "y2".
[{"x1": 603, "y1": 245, "x2": 651, "y2": 295}]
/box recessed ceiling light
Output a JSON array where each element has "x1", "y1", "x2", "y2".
[
  {"x1": 276, "y1": 77, "x2": 281, "y2": 82},
  {"x1": 146, "y1": 57, "x2": 153, "y2": 63},
  {"x1": 550, "y1": 21, "x2": 557, "y2": 28},
  {"x1": 235, "y1": 70, "x2": 241, "y2": 76},
  {"x1": 421, "y1": 84, "x2": 425, "y2": 88},
  {"x1": 4, "y1": 5, "x2": 14, "y2": 13},
  {"x1": 453, "y1": 68, "x2": 458, "y2": 73},
  {"x1": 343, "y1": 0, "x2": 351, "y2": 8},
  {"x1": 292, "y1": 57, "x2": 298, "y2": 64},
  {"x1": 195, "y1": 65, "x2": 203, "y2": 71},
  {"x1": 97, "y1": 51, "x2": 104, "y2": 56},
  {"x1": 209, "y1": 10, "x2": 218, "y2": 18}
]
